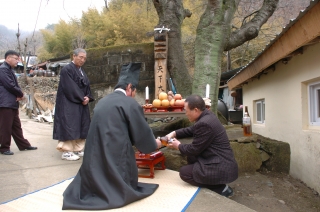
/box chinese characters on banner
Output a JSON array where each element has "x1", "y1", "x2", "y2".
[{"x1": 154, "y1": 29, "x2": 168, "y2": 98}]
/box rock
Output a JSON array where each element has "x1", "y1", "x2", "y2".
[
  {"x1": 217, "y1": 110, "x2": 228, "y2": 125},
  {"x1": 267, "y1": 181, "x2": 273, "y2": 187},
  {"x1": 231, "y1": 142, "x2": 262, "y2": 173},
  {"x1": 260, "y1": 150, "x2": 270, "y2": 162},
  {"x1": 278, "y1": 200, "x2": 285, "y2": 204},
  {"x1": 256, "y1": 142, "x2": 261, "y2": 149},
  {"x1": 160, "y1": 118, "x2": 192, "y2": 132},
  {"x1": 237, "y1": 137, "x2": 252, "y2": 143},
  {"x1": 151, "y1": 119, "x2": 290, "y2": 174},
  {"x1": 162, "y1": 141, "x2": 263, "y2": 174},
  {"x1": 149, "y1": 121, "x2": 164, "y2": 129},
  {"x1": 237, "y1": 134, "x2": 259, "y2": 143},
  {"x1": 258, "y1": 137, "x2": 290, "y2": 174},
  {"x1": 161, "y1": 147, "x2": 188, "y2": 171}
]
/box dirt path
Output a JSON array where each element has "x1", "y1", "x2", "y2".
[{"x1": 229, "y1": 171, "x2": 320, "y2": 212}]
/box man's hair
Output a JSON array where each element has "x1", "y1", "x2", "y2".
[
  {"x1": 73, "y1": 48, "x2": 86, "y2": 56},
  {"x1": 114, "y1": 82, "x2": 136, "y2": 91},
  {"x1": 5, "y1": 50, "x2": 19, "y2": 59},
  {"x1": 185, "y1": 95, "x2": 206, "y2": 111}
]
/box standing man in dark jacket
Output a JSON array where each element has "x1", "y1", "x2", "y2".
[
  {"x1": 166, "y1": 95, "x2": 238, "y2": 197},
  {"x1": 53, "y1": 48, "x2": 94, "y2": 161},
  {"x1": 0, "y1": 50, "x2": 37, "y2": 155}
]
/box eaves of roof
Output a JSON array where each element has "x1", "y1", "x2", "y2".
[
  {"x1": 48, "y1": 55, "x2": 71, "y2": 62},
  {"x1": 32, "y1": 61, "x2": 48, "y2": 68}
]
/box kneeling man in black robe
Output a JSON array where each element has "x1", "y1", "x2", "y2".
[{"x1": 62, "y1": 63, "x2": 162, "y2": 210}]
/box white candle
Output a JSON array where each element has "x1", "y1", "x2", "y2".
[
  {"x1": 205, "y1": 84, "x2": 210, "y2": 98},
  {"x1": 145, "y1": 86, "x2": 149, "y2": 99}
]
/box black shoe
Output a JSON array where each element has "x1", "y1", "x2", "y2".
[
  {"x1": 1, "y1": 150, "x2": 14, "y2": 155},
  {"x1": 221, "y1": 186, "x2": 234, "y2": 198},
  {"x1": 23, "y1": 146, "x2": 38, "y2": 151}
]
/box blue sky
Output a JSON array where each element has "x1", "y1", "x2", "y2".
[{"x1": 1, "y1": 0, "x2": 106, "y2": 31}]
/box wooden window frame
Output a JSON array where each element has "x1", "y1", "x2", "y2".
[
  {"x1": 308, "y1": 81, "x2": 320, "y2": 126},
  {"x1": 255, "y1": 99, "x2": 265, "y2": 124}
]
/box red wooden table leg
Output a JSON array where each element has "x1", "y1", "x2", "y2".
[
  {"x1": 136, "y1": 153, "x2": 166, "y2": 178},
  {"x1": 149, "y1": 164, "x2": 155, "y2": 178}
]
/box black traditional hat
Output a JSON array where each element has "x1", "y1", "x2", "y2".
[{"x1": 116, "y1": 62, "x2": 141, "y2": 88}]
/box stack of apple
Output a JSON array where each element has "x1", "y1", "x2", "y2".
[{"x1": 152, "y1": 91, "x2": 184, "y2": 108}]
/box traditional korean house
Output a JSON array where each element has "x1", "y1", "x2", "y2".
[{"x1": 228, "y1": 0, "x2": 320, "y2": 194}]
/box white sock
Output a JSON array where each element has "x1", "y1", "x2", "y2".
[{"x1": 222, "y1": 185, "x2": 228, "y2": 192}]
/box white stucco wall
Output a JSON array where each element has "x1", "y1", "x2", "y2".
[{"x1": 242, "y1": 42, "x2": 320, "y2": 193}]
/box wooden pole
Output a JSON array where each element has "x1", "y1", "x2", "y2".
[
  {"x1": 27, "y1": 78, "x2": 38, "y2": 116},
  {"x1": 154, "y1": 27, "x2": 169, "y2": 98},
  {"x1": 23, "y1": 38, "x2": 28, "y2": 81}
]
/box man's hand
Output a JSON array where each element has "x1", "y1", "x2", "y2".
[
  {"x1": 82, "y1": 96, "x2": 89, "y2": 105},
  {"x1": 16, "y1": 96, "x2": 25, "y2": 101},
  {"x1": 155, "y1": 138, "x2": 162, "y2": 149},
  {"x1": 166, "y1": 131, "x2": 176, "y2": 140},
  {"x1": 167, "y1": 138, "x2": 180, "y2": 150}
]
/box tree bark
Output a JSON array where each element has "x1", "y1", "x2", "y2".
[
  {"x1": 192, "y1": 0, "x2": 278, "y2": 113},
  {"x1": 192, "y1": 0, "x2": 238, "y2": 112},
  {"x1": 152, "y1": 0, "x2": 192, "y2": 97}
]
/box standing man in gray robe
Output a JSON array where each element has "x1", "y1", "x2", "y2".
[
  {"x1": 53, "y1": 48, "x2": 94, "y2": 161},
  {"x1": 62, "y1": 63, "x2": 162, "y2": 210}
]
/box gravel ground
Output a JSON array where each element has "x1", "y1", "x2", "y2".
[{"x1": 229, "y1": 170, "x2": 320, "y2": 212}]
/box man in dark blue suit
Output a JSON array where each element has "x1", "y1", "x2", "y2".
[
  {"x1": 0, "y1": 50, "x2": 37, "y2": 155},
  {"x1": 167, "y1": 95, "x2": 238, "y2": 197}
]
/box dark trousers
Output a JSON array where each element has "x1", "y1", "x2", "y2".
[
  {"x1": 0, "y1": 108, "x2": 31, "y2": 152},
  {"x1": 180, "y1": 164, "x2": 226, "y2": 194}
]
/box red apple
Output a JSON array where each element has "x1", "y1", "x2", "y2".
[
  {"x1": 174, "y1": 94, "x2": 182, "y2": 100},
  {"x1": 174, "y1": 99, "x2": 184, "y2": 106}
]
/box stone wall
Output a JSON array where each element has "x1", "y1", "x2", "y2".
[
  {"x1": 18, "y1": 77, "x2": 58, "y2": 112},
  {"x1": 84, "y1": 43, "x2": 156, "y2": 109}
]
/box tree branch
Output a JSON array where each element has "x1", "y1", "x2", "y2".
[
  {"x1": 225, "y1": 0, "x2": 279, "y2": 51},
  {"x1": 241, "y1": 11, "x2": 258, "y2": 27}
]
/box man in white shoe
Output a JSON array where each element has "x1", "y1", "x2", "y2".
[{"x1": 53, "y1": 48, "x2": 94, "y2": 161}]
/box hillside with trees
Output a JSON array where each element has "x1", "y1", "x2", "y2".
[
  {"x1": 0, "y1": 0, "x2": 311, "y2": 110},
  {"x1": 1, "y1": 0, "x2": 310, "y2": 63},
  {"x1": 0, "y1": 24, "x2": 43, "y2": 60}
]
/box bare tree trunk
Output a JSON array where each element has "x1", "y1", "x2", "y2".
[
  {"x1": 23, "y1": 38, "x2": 28, "y2": 82},
  {"x1": 192, "y1": 0, "x2": 278, "y2": 114},
  {"x1": 152, "y1": 0, "x2": 192, "y2": 97},
  {"x1": 193, "y1": 0, "x2": 238, "y2": 113}
]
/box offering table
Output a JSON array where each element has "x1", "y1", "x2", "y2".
[
  {"x1": 144, "y1": 111, "x2": 186, "y2": 119},
  {"x1": 135, "y1": 151, "x2": 166, "y2": 178}
]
